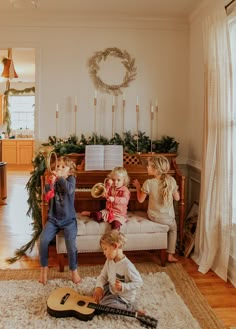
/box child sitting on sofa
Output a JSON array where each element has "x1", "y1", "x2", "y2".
[
  {"x1": 81, "y1": 167, "x2": 130, "y2": 230},
  {"x1": 133, "y1": 155, "x2": 180, "y2": 262},
  {"x1": 39, "y1": 156, "x2": 81, "y2": 285}
]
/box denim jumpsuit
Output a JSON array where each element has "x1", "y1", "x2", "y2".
[{"x1": 39, "y1": 175, "x2": 78, "y2": 270}]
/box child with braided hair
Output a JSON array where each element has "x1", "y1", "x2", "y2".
[{"x1": 133, "y1": 155, "x2": 180, "y2": 262}]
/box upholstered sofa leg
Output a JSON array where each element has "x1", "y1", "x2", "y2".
[
  {"x1": 160, "y1": 249, "x2": 167, "y2": 267},
  {"x1": 58, "y1": 254, "x2": 65, "y2": 272}
]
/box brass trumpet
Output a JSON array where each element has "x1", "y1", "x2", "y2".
[
  {"x1": 91, "y1": 178, "x2": 110, "y2": 198},
  {"x1": 39, "y1": 145, "x2": 58, "y2": 174}
]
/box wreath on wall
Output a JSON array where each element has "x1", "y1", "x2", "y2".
[{"x1": 88, "y1": 47, "x2": 137, "y2": 95}]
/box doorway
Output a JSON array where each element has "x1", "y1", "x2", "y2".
[{"x1": 0, "y1": 48, "x2": 35, "y2": 137}]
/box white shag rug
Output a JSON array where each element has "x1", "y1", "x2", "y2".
[{"x1": 0, "y1": 272, "x2": 201, "y2": 329}]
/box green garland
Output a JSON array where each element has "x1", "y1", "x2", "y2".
[
  {"x1": 3, "y1": 87, "x2": 35, "y2": 136},
  {"x1": 6, "y1": 132, "x2": 179, "y2": 263}
]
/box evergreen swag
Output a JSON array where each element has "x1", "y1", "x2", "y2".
[
  {"x1": 6, "y1": 132, "x2": 179, "y2": 263},
  {"x1": 3, "y1": 87, "x2": 35, "y2": 136}
]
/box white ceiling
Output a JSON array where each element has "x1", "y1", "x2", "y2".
[{"x1": 1, "y1": 0, "x2": 199, "y2": 19}]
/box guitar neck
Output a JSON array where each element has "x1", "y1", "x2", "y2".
[
  {"x1": 88, "y1": 302, "x2": 157, "y2": 328},
  {"x1": 88, "y1": 302, "x2": 136, "y2": 318}
]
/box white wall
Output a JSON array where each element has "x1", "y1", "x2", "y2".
[{"x1": 0, "y1": 16, "x2": 190, "y2": 162}]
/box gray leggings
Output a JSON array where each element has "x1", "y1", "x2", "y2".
[
  {"x1": 99, "y1": 283, "x2": 135, "y2": 312},
  {"x1": 149, "y1": 215, "x2": 177, "y2": 254}
]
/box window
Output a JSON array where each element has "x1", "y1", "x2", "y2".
[
  {"x1": 229, "y1": 16, "x2": 236, "y2": 223},
  {"x1": 8, "y1": 95, "x2": 35, "y2": 132}
]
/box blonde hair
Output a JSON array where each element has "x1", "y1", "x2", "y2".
[
  {"x1": 148, "y1": 155, "x2": 171, "y2": 204},
  {"x1": 100, "y1": 230, "x2": 126, "y2": 249},
  {"x1": 109, "y1": 167, "x2": 130, "y2": 186},
  {"x1": 57, "y1": 156, "x2": 77, "y2": 177}
]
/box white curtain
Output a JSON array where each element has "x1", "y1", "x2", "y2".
[{"x1": 192, "y1": 2, "x2": 233, "y2": 281}]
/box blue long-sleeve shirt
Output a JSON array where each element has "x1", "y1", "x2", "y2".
[{"x1": 45, "y1": 175, "x2": 76, "y2": 220}]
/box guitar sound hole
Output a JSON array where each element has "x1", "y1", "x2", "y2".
[{"x1": 77, "y1": 300, "x2": 86, "y2": 306}]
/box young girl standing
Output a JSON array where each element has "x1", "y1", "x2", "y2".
[
  {"x1": 39, "y1": 156, "x2": 81, "y2": 285},
  {"x1": 81, "y1": 167, "x2": 130, "y2": 230},
  {"x1": 133, "y1": 155, "x2": 180, "y2": 262},
  {"x1": 93, "y1": 230, "x2": 143, "y2": 311}
]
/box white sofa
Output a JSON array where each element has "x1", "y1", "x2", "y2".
[{"x1": 56, "y1": 210, "x2": 169, "y2": 271}]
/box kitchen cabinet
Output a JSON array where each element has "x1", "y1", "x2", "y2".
[
  {"x1": 18, "y1": 140, "x2": 34, "y2": 164},
  {"x1": 2, "y1": 140, "x2": 17, "y2": 164},
  {"x1": 0, "y1": 95, "x2": 4, "y2": 125},
  {"x1": 2, "y1": 139, "x2": 34, "y2": 165}
]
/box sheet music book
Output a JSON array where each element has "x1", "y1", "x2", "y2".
[{"x1": 85, "y1": 145, "x2": 123, "y2": 171}]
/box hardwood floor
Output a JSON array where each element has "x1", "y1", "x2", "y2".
[{"x1": 0, "y1": 168, "x2": 236, "y2": 328}]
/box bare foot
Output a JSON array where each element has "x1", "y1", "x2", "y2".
[
  {"x1": 168, "y1": 254, "x2": 178, "y2": 262},
  {"x1": 72, "y1": 270, "x2": 82, "y2": 284},
  {"x1": 137, "y1": 310, "x2": 146, "y2": 316},
  {"x1": 81, "y1": 211, "x2": 91, "y2": 217},
  {"x1": 39, "y1": 266, "x2": 48, "y2": 285}
]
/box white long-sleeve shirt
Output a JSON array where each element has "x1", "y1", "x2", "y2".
[{"x1": 96, "y1": 256, "x2": 143, "y2": 304}]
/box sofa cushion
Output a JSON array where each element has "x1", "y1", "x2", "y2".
[
  {"x1": 70, "y1": 211, "x2": 169, "y2": 236},
  {"x1": 56, "y1": 210, "x2": 168, "y2": 255}
]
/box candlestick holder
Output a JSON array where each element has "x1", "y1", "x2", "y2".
[
  {"x1": 150, "y1": 110, "x2": 154, "y2": 153},
  {"x1": 94, "y1": 98, "x2": 97, "y2": 144},
  {"x1": 56, "y1": 120, "x2": 58, "y2": 141},
  {"x1": 155, "y1": 105, "x2": 158, "y2": 139},
  {"x1": 136, "y1": 135, "x2": 139, "y2": 153},
  {"x1": 136, "y1": 105, "x2": 139, "y2": 152},
  {"x1": 122, "y1": 99, "x2": 125, "y2": 138},
  {"x1": 112, "y1": 104, "x2": 115, "y2": 138},
  {"x1": 56, "y1": 111, "x2": 59, "y2": 141},
  {"x1": 74, "y1": 104, "x2": 77, "y2": 136}
]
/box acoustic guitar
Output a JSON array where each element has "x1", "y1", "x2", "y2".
[{"x1": 47, "y1": 287, "x2": 158, "y2": 328}]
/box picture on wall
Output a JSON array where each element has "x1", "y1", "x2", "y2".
[{"x1": 182, "y1": 201, "x2": 199, "y2": 258}]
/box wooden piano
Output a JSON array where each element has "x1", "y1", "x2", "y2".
[{"x1": 41, "y1": 152, "x2": 185, "y2": 250}]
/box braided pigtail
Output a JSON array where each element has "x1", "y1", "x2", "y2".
[
  {"x1": 159, "y1": 173, "x2": 171, "y2": 204},
  {"x1": 148, "y1": 155, "x2": 171, "y2": 205}
]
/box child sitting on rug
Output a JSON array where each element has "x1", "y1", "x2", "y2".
[
  {"x1": 93, "y1": 230, "x2": 143, "y2": 312},
  {"x1": 133, "y1": 155, "x2": 180, "y2": 263},
  {"x1": 81, "y1": 167, "x2": 130, "y2": 230},
  {"x1": 39, "y1": 156, "x2": 81, "y2": 285}
]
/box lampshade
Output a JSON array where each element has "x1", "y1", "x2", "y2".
[{"x1": 1, "y1": 58, "x2": 18, "y2": 79}]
